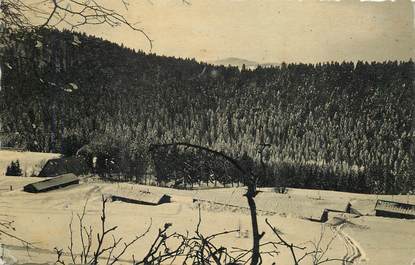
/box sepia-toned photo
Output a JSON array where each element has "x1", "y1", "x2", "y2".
[{"x1": 0, "y1": 0, "x2": 414, "y2": 264}]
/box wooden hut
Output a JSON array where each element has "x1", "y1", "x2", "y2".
[
  {"x1": 23, "y1": 174, "x2": 79, "y2": 193},
  {"x1": 38, "y1": 156, "x2": 89, "y2": 177},
  {"x1": 374, "y1": 199, "x2": 415, "y2": 219},
  {"x1": 111, "y1": 190, "x2": 171, "y2": 206}
]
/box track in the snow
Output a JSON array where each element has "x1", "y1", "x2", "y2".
[{"x1": 332, "y1": 223, "x2": 365, "y2": 265}]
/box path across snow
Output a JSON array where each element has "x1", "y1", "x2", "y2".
[{"x1": 332, "y1": 223, "x2": 366, "y2": 265}]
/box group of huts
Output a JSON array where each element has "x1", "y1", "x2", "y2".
[
  {"x1": 15, "y1": 155, "x2": 415, "y2": 216},
  {"x1": 311, "y1": 199, "x2": 415, "y2": 223},
  {"x1": 23, "y1": 156, "x2": 88, "y2": 193},
  {"x1": 22, "y1": 155, "x2": 171, "y2": 206}
]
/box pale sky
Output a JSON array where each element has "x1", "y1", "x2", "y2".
[{"x1": 77, "y1": 0, "x2": 414, "y2": 63}]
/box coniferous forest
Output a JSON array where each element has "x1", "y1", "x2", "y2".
[{"x1": 0, "y1": 29, "x2": 414, "y2": 194}]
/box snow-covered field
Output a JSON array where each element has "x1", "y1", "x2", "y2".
[{"x1": 0, "y1": 151, "x2": 414, "y2": 265}]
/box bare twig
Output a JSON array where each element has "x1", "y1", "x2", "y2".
[
  {"x1": 56, "y1": 196, "x2": 150, "y2": 264},
  {"x1": 0, "y1": 0, "x2": 153, "y2": 50},
  {"x1": 150, "y1": 142, "x2": 263, "y2": 264}
]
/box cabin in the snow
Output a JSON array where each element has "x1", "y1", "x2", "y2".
[
  {"x1": 38, "y1": 156, "x2": 89, "y2": 177},
  {"x1": 23, "y1": 173, "x2": 79, "y2": 193},
  {"x1": 110, "y1": 190, "x2": 171, "y2": 206},
  {"x1": 374, "y1": 199, "x2": 415, "y2": 219}
]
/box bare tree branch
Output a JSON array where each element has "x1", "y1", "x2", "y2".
[
  {"x1": 150, "y1": 142, "x2": 264, "y2": 264},
  {"x1": 0, "y1": 0, "x2": 153, "y2": 50},
  {"x1": 55, "y1": 196, "x2": 151, "y2": 264}
]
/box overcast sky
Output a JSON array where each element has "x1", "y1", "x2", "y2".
[{"x1": 79, "y1": 0, "x2": 414, "y2": 63}]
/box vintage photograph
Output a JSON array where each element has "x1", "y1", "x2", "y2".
[{"x1": 0, "y1": 0, "x2": 414, "y2": 264}]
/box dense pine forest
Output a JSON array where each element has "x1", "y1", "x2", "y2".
[{"x1": 0, "y1": 29, "x2": 414, "y2": 194}]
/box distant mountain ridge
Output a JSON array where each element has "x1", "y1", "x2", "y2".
[{"x1": 210, "y1": 57, "x2": 280, "y2": 69}]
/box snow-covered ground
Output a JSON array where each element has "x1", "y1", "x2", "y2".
[{"x1": 0, "y1": 151, "x2": 414, "y2": 264}]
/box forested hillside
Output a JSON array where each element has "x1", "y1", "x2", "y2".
[{"x1": 0, "y1": 29, "x2": 413, "y2": 194}]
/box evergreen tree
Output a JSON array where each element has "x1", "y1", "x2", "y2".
[{"x1": 6, "y1": 160, "x2": 22, "y2": 176}]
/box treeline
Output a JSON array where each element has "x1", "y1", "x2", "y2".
[{"x1": 0, "y1": 29, "x2": 414, "y2": 194}]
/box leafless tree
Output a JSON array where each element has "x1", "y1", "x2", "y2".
[
  {"x1": 54, "y1": 196, "x2": 151, "y2": 265},
  {"x1": 0, "y1": 0, "x2": 152, "y2": 49},
  {"x1": 136, "y1": 205, "x2": 252, "y2": 265},
  {"x1": 265, "y1": 219, "x2": 344, "y2": 265},
  {"x1": 0, "y1": 217, "x2": 32, "y2": 249},
  {"x1": 180, "y1": 206, "x2": 240, "y2": 264},
  {"x1": 150, "y1": 143, "x2": 347, "y2": 265},
  {"x1": 0, "y1": 216, "x2": 33, "y2": 264},
  {"x1": 134, "y1": 222, "x2": 187, "y2": 265},
  {"x1": 55, "y1": 196, "x2": 244, "y2": 265},
  {"x1": 50, "y1": 142, "x2": 347, "y2": 265},
  {"x1": 150, "y1": 142, "x2": 264, "y2": 265}
]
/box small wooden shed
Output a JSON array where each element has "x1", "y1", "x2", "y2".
[
  {"x1": 320, "y1": 208, "x2": 346, "y2": 223},
  {"x1": 23, "y1": 173, "x2": 79, "y2": 193},
  {"x1": 111, "y1": 190, "x2": 171, "y2": 206},
  {"x1": 38, "y1": 156, "x2": 89, "y2": 177},
  {"x1": 374, "y1": 199, "x2": 415, "y2": 219}
]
